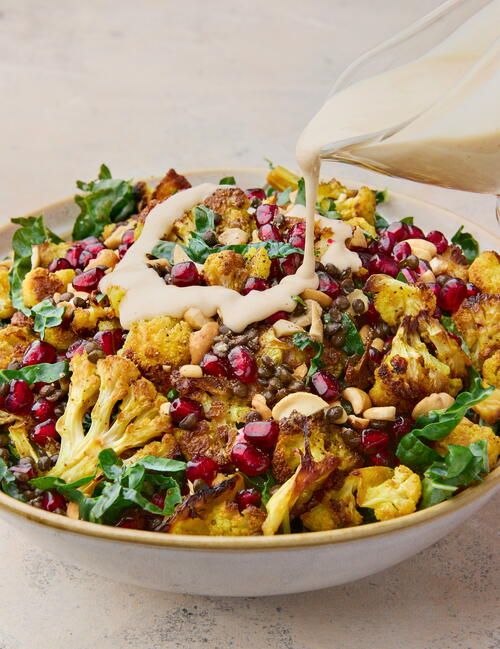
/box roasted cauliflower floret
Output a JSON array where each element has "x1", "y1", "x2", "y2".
[
  {"x1": 365, "y1": 275, "x2": 436, "y2": 327},
  {"x1": 123, "y1": 315, "x2": 192, "y2": 372},
  {"x1": 417, "y1": 312, "x2": 470, "y2": 381},
  {"x1": 0, "y1": 262, "x2": 14, "y2": 319},
  {"x1": 370, "y1": 315, "x2": 462, "y2": 413},
  {"x1": 124, "y1": 432, "x2": 178, "y2": 465},
  {"x1": 317, "y1": 178, "x2": 352, "y2": 202},
  {"x1": 335, "y1": 186, "x2": 376, "y2": 225},
  {"x1": 43, "y1": 323, "x2": 78, "y2": 351},
  {"x1": 244, "y1": 246, "x2": 272, "y2": 279},
  {"x1": 151, "y1": 168, "x2": 191, "y2": 202},
  {"x1": 301, "y1": 472, "x2": 364, "y2": 531},
  {"x1": 356, "y1": 465, "x2": 421, "y2": 521},
  {"x1": 71, "y1": 302, "x2": 118, "y2": 336},
  {"x1": 0, "y1": 324, "x2": 35, "y2": 369},
  {"x1": 0, "y1": 412, "x2": 38, "y2": 462},
  {"x1": 21, "y1": 267, "x2": 75, "y2": 308},
  {"x1": 345, "y1": 216, "x2": 376, "y2": 238},
  {"x1": 266, "y1": 165, "x2": 299, "y2": 192},
  {"x1": 203, "y1": 187, "x2": 253, "y2": 234},
  {"x1": 453, "y1": 294, "x2": 500, "y2": 368},
  {"x1": 433, "y1": 418, "x2": 500, "y2": 469},
  {"x1": 50, "y1": 355, "x2": 171, "y2": 482},
  {"x1": 482, "y1": 351, "x2": 500, "y2": 388},
  {"x1": 468, "y1": 251, "x2": 500, "y2": 294},
  {"x1": 34, "y1": 241, "x2": 71, "y2": 267},
  {"x1": 474, "y1": 351, "x2": 500, "y2": 424},
  {"x1": 203, "y1": 249, "x2": 248, "y2": 291},
  {"x1": 433, "y1": 246, "x2": 469, "y2": 282},
  {"x1": 164, "y1": 474, "x2": 265, "y2": 536}
]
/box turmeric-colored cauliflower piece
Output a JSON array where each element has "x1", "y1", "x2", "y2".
[
  {"x1": 174, "y1": 419, "x2": 233, "y2": 467},
  {"x1": 244, "y1": 246, "x2": 271, "y2": 279},
  {"x1": 71, "y1": 302, "x2": 118, "y2": 336},
  {"x1": 468, "y1": 251, "x2": 500, "y2": 294},
  {"x1": 417, "y1": 312, "x2": 470, "y2": 382},
  {"x1": 434, "y1": 246, "x2": 469, "y2": 282},
  {"x1": 482, "y1": 351, "x2": 500, "y2": 388},
  {"x1": 345, "y1": 216, "x2": 376, "y2": 238},
  {"x1": 21, "y1": 267, "x2": 75, "y2": 308},
  {"x1": 365, "y1": 274, "x2": 436, "y2": 327},
  {"x1": 473, "y1": 351, "x2": 500, "y2": 424},
  {"x1": 434, "y1": 418, "x2": 500, "y2": 469},
  {"x1": 151, "y1": 168, "x2": 191, "y2": 202},
  {"x1": 0, "y1": 412, "x2": 38, "y2": 462},
  {"x1": 164, "y1": 474, "x2": 265, "y2": 536},
  {"x1": 356, "y1": 465, "x2": 421, "y2": 521},
  {"x1": 301, "y1": 472, "x2": 364, "y2": 531},
  {"x1": 267, "y1": 166, "x2": 299, "y2": 192},
  {"x1": 335, "y1": 186, "x2": 376, "y2": 226},
  {"x1": 0, "y1": 325, "x2": 35, "y2": 369},
  {"x1": 370, "y1": 314, "x2": 462, "y2": 413},
  {"x1": 203, "y1": 249, "x2": 248, "y2": 291},
  {"x1": 43, "y1": 323, "x2": 78, "y2": 351},
  {"x1": 203, "y1": 187, "x2": 253, "y2": 234},
  {"x1": 453, "y1": 294, "x2": 500, "y2": 369},
  {"x1": 123, "y1": 315, "x2": 192, "y2": 373},
  {"x1": 317, "y1": 178, "x2": 352, "y2": 202},
  {"x1": 124, "y1": 433, "x2": 178, "y2": 465},
  {"x1": 0, "y1": 262, "x2": 14, "y2": 319},
  {"x1": 35, "y1": 241, "x2": 71, "y2": 267}
]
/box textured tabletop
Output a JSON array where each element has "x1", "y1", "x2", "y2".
[{"x1": 0, "y1": 2, "x2": 498, "y2": 648}]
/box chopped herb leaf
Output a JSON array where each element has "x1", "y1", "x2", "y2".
[
  {"x1": 193, "y1": 205, "x2": 216, "y2": 234},
  {"x1": 374, "y1": 213, "x2": 389, "y2": 231},
  {"x1": 400, "y1": 216, "x2": 414, "y2": 225},
  {"x1": 0, "y1": 458, "x2": 26, "y2": 501},
  {"x1": 0, "y1": 361, "x2": 69, "y2": 386},
  {"x1": 441, "y1": 315, "x2": 470, "y2": 353},
  {"x1": 375, "y1": 189, "x2": 388, "y2": 203},
  {"x1": 340, "y1": 313, "x2": 364, "y2": 356},
  {"x1": 167, "y1": 389, "x2": 179, "y2": 400},
  {"x1": 276, "y1": 187, "x2": 292, "y2": 206},
  {"x1": 295, "y1": 178, "x2": 306, "y2": 206},
  {"x1": 218, "y1": 176, "x2": 236, "y2": 185},
  {"x1": 292, "y1": 295, "x2": 306, "y2": 307},
  {"x1": 451, "y1": 226, "x2": 479, "y2": 263},
  {"x1": 151, "y1": 240, "x2": 176, "y2": 264},
  {"x1": 292, "y1": 332, "x2": 324, "y2": 380},
  {"x1": 31, "y1": 299, "x2": 65, "y2": 339},
  {"x1": 396, "y1": 271, "x2": 408, "y2": 284}
]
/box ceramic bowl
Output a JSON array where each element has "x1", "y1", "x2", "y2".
[{"x1": 0, "y1": 168, "x2": 498, "y2": 597}]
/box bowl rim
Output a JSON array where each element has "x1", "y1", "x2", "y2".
[{"x1": 0, "y1": 166, "x2": 498, "y2": 551}]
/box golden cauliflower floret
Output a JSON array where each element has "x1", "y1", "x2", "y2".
[
  {"x1": 453, "y1": 294, "x2": 500, "y2": 369},
  {"x1": 356, "y1": 465, "x2": 421, "y2": 521},
  {"x1": 21, "y1": 267, "x2": 75, "y2": 308},
  {"x1": 417, "y1": 312, "x2": 470, "y2": 382},
  {"x1": 468, "y1": 251, "x2": 500, "y2": 294},
  {"x1": 317, "y1": 178, "x2": 352, "y2": 202},
  {"x1": 0, "y1": 325, "x2": 35, "y2": 369},
  {"x1": 301, "y1": 473, "x2": 364, "y2": 531},
  {"x1": 35, "y1": 241, "x2": 71, "y2": 267},
  {"x1": 125, "y1": 433, "x2": 178, "y2": 465},
  {"x1": 482, "y1": 351, "x2": 500, "y2": 388},
  {"x1": 434, "y1": 418, "x2": 500, "y2": 469},
  {"x1": 71, "y1": 303, "x2": 117, "y2": 335},
  {"x1": 434, "y1": 246, "x2": 469, "y2": 282},
  {"x1": 203, "y1": 249, "x2": 248, "y2": 291},
  {"x1": 171, "y1": 209, "x2": 195, "y2": 245},
  {"x1": 267, "y1": 165, "x2": 299, "y2": 192},
  {"x1": 123, "y1": 315, "x2": 192, "y2": 371},
  {"x1": 244, "y1": 246, "x2": 271, "y2": 279},
  {"x1": 365, "y1": 275, "x2": 436, "y2": 327},
  {"x1": 43, "y1": 324, "x2": 78, "y2": 351},
  {"x1": 345, "y1": 216, "x2": 377, "y2": 238},
  {"x1": 0, "y1": 263, "x2": 14, "y2": 319},
  {"x1": 203, "y1": 187, "x2": 253, "y2": 234},
  {"x1": 335, "y1": 186, "x2": 376, "y2": 226},
  {"x1": 258, "y1": 327, "x2": 307, "y2": 369},
  {"x1": 165, "y1": 474, "x2": 265, "y2": 536},
  {"x1": 151, "y1": 168, "x2": 191, "y2": 202},
  {"x1": 174, "y1": 419, "x2": 232, "y2": 467}
]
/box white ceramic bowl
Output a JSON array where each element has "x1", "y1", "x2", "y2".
[{"x1": 0, "y1": 168, "x2": 498, "y2": 597}]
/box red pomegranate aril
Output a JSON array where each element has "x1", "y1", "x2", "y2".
[
  {"x1": 235, "y1": 488, "x2": 261, "y2": 512},
  {"x1": 81, "y1": 236, "x2": 100, "y2": 245},
  {"x1": 242, "y1": 277, "x2": 269, "y2": 295},
  {"x1": 385, "y1": 221, "x2": 409, "y2": 242},
  {"x1": 405, "y1": 224, "x2": 425, "y2": 239},
  {"x1": 289, "y1": 235, "x2": 305, "y2": 249},
  {"x1": 170, "y1": 397, "x2": 204, "y2": 425},
  {"x1": 231, "y1": 442, "x2": 270, "y2": 476},
  {"x1": 310, "y1": 370, "x2": 341, "y2": 401},
  {"x1": 391, "y1": 416, "x2": 413, "y2": 439},
  {"x1": 264, "y1": 311, "x2": 288, "y2": 325},
  {"x1": 363, "y1": 302, "x2": 380, "y2": 325},
  {"x1": 10, "y1": 463, "x2": 36, "y2": 481},
  {"x1": 426, "y1": 230, "x2": 448, "y2": 253},
  {"x1": 438, "y1": 278, "x2": 467, "y2": 312},
  {"x1": 371, "y1": 449, "x2": 391, "y2": 466},
  {"x1": 31, "y1": 419, "x2": 59, "y2": 445},
  {"x1": 66, "y1": 339, "x2": 87, "y2": 359},
  {"x1": 368, "y1": 347, "x2": 383, "y2": 365},
  {"x1": 243, "y1": 420, "x2": 279, "y2": 451},
  {"x1": 422, "y1": 282, "x2": 441, "y2": 298},
  {"x1": 85, "y1": 242, "x2": 106, "y2": 255},
  {"x1": 4, "y1": 380, "x2": 33, "y2": 415},
  {"x1": 31, "y1": 399, "x2": 55, "y2": 422},
  {"x1": 288, "y1": 221, "x2": 306, "y2": 238},
  {"x1": 94, "y1": 329, "x2": 124, "y2": 355},
  {"x1": 200, "y1": 353, "x2": 229, "y2": 377},
  {"x1": 170, "y1": 261, "x2": 200, "y2": 287},
  {"x1": 415, "y1": 258, "x2": 431, "y2": 277},
  {"x1": 121, "y1": 229, "x2": 135, "y2": 246},
  {"x1": 42, "y1": 491, "x2": 66, "y2": 512},
  {"x1": 150, "y1": 492, "x2": 166, "y2": 510},
  {"x1": 22, "y1": 340, "x2": 57, "y2": 366},
  {"x1": 361, "y1": 429, "x2": 389, "y2": 454},
  {"x1": 245, "y1": 188, "x2": 266, "y2": 202},
  {"x1": 186, "y1": 454, "x2": 219, "y2": 485},
  {"x1": 255, "y1": 203, "x2": 278, "y2": 226},
  {"x1": 399, "y1": 268, "x2": 418, "y2": 284},
  {"x1": 280, "y1": 252, "x2": 302, "y2": 276},
  {"x1": 48, "y1": 257, "x2": 72, "y2": 272},
  {"x1": 228, "y1": 345, "x2": 257, "y2": 383},
  {"x1": 392, "y1": 241, "x2": 411, "y2": 263},
  {"x1": 72, "y1": 267, "x2": 106, "y2": 292},
  {"x1": 317, "y1": 271, "x2": 340, "y2": 299},
  {"x1": 377, "y1": 232, "x2": 397, "y2": 255},
  {"x1": 259, "y1": 224, "x2": 282, "y2": 242},
  {"x1": 77, "y1": 250, "x2": 95, "y2": 268},
  {"x1": 466, "y1": 282, "x2": 480, "y2": 298},
  {"x1": 368, "y1": 254, "x2": 399, "y2": 278}
]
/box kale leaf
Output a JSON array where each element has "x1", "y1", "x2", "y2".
[
  {"x1": 340, "y1": 313, "x2": 364, "y2": 356},
  {"x1": 31, "y1": 299, "x2": 65, "y2": 339},
  {"x1": 218, "y1": 176, "x2": 236, "y2": 185},
  {"x1": 451, "y1": 225, "x2": 479, "y2": 263},
  {"x1": 0, "y1": 360, "x2": 69, "y2": 385}
]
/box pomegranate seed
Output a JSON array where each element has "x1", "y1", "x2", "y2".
[
  {"x1": 48, "y1": 257, "x2": 72, "y2": 272},
  {"x1": 65, "y1": 245, "x2": 85, "y2": 268},
  {"x1": 242, "y1": 277, "x2": 269, "y2": 295},
  {"x1": 170, "y1": 397, "x2": 204, "y2": 425},
  {"x1": 310, "y1": 370, "x2": 341, "y2": 401},
  {"x1": 85, "y1": 242, "x2": 106, "y2": 255},
  {"x1": 116, "y1": 510, "x2": 145, "y2": 529},
  {"x1": 264, "y1": 311, "x2": 288, "y2": 324},
  {"x1": 4, "y1": 380, "x2": 33, "y2": 414},
  {"x1": 438, "y1": 278, "x2": 467, "y2": 312},
  {"x1": 371, "y1": 449, "x2": 391, "y2": 466},
  {"x1": 235, "y1": 488, "x2": 261, "y2": 512},
  {"x1": 72, "y1": 267, "x2": 106, "y2": 292},
  {"x1": 93, "y1": 329, "x2": 124, "y2": 355},
  {"x1": 77, "y1": 249, "x2": 95, "y2": 268},
  {"x1": 361, "y1": 429, "x2": 389, "y2": 453},
  {"x1": 422, "y1": 282, "x2": 440, "y2": 298},
  {"x1": 399, "y1": 268, "x2": 418, "y2": 284},
  {"x1": 426, "y1": 230, "x2": 448, "y2": 253},
  {"x1": 317, "y1": 271, "x2": 340, "y2": 299},
  {"x1": 385, "y1": 222, "x2": 409, "y2": 242},
  {"x1": 288, "y1": 235, "x2": 305, "y2": 249},
  {"x1": 243, "y1": 420, "x2": 279, "y2": 450},
  {"x1": 22, "y1": 340, "x2": 57, "y2": 367},
  {"x1": 259, "y1": 224, "x2": 282, "y2": 242},
  {"x1": 150, "y1": 492, "x2": 166, "y2": 510},
  {"x1": 186, "y1": 454, "x2": 219, "y2": 485},
  {"x1": 391, "y1": 416, "x2": 413, "y2": 439},
  {"x1": 368, "y1": 347, "x2": 383, "y2": 365},
  {"x1": 228, "y1": 345, "x2": 257, "y2": 383},
  {"x1": 200, "y1": 353, "x2": 229, "y2": 377},
  {"x1": 231, "y1": 442, "x2": 269, "y2": 476},
  {"x1": 255, "y1": 203, "x2": 278, "y2": 226},
  {"x1": 377, "y1": 232, "x2": 397, "y2": 255},
  {"x1": 121, "y1": 230, "x2": 135, "y2": 246},
  {"x1": 363, "y1": 302, "x2": 380, "y2": 325},
  {"x1": 170, "y1": 261, "x2": 200, "y2": 287},
  {"x1": 31, "y1": 399, "x2": 55, "y2": 422},
  {"x1": 466, "y1": 282, "x2": 480, "y2": 298},
  {"x1": 42, "y1": 491, "x2": 66, "y2": 512},
  {"x1": 405, "y1": 224, "x2": 425, "y2": 239},
  {"x1": 245, "y1": 188, "x2": 266, "y2": 202},
  {"x1": 415, "y1": 258, "x2": 431, "y2": 277},
  {"x1": 289, "y1": 221, "x2": 306, "y2": 236},
  {"x1": 66, "y1": 339, "x2": 87, "y2": 358},
  {"x1": 280, "y1": 253, "x2": 302, "y2": 276},
  {"x1": 10, "y1": 463, "x2": 36, "y2": 481},
  {"x1": 369, "y1": 254, "x2": 399, "y2": 278},
  {"x1": 31, "y1": 419, "x2": 59, "y2": 445},
  {"x1": 268, "y1": 258, "x2": 282, "y2": 279},
  {"x1": 392, "y1": 241, "x2": 411, "y2": 263}
]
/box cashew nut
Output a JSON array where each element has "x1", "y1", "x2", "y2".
[
  {"x1": 371, "y1": 337, "x2": 384, "y2": 352},
  {"x1": 218, "y1": 228, "x2": 249, "y2": 245},
  {"x1": 272, "y1": 392, "x2": 328, "y2": 421},
  {"x1": 308, "y1": 300, "x2": 324, "y2": 342},
  {"x1": 417, "y1": 269, "x2": 436, "y2": 283},
  {"x1": 406, "y1": 239, "x2": 437, "y2": 261},
  {"x1": 301, "y1": 288, "x2": 333, "y2": 308},
  {"x1": 273, "y1": 319, "x2": 305, "y2": 338},
  {"x1": 349, "y1": 227, "x2": 367, "y2": 249},
  {"x1": 252, "y1": 394, "x2": 272, "y2": 420},
  {"x1": 86, "y1": 249, "x2": 119, "y2": 271},
  {"x1": 348, "y1": 415, "x2": 370, "y2": 430},
  {"x1": 363, "y1": 406, "x2": 396, "y2": 421},
  {"x1": 189, "y1": 321, "x2": 219, "y2": 364},
  {"x1": 104, "y1": 224, "x2": 132, "y2": 249},
  {"x1": 184, "y1": 307, "x2": 212, "y2": 330},
  {"x1": 342, "y1": 387, "x2": 372, "y2": 414},
  {"x1": 359, "y1": 324, "x2": 372, "y2": 345},
  {"x1": 293, "y1": 364, "x2": 308, "y2": 379},
  {"x1": 411, "y1": 393, "x2": 455, "y2": 419}
]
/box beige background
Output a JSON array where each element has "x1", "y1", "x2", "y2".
[{"x1": 0, "y1": 1, "x2": 498, "y2": 648}]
